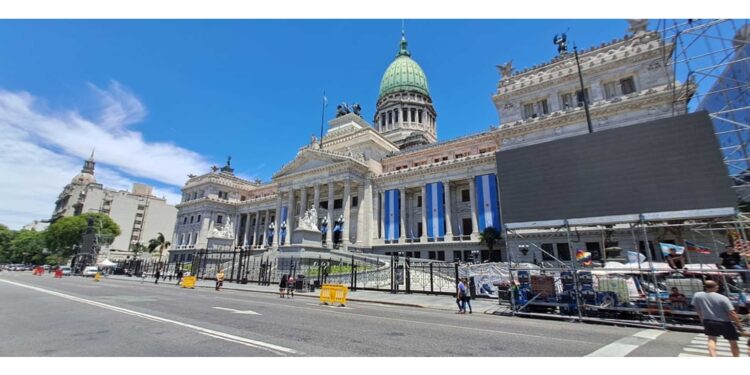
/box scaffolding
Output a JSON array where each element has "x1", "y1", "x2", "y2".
[
  {"x1": 500, "y1": 209, "x2": 749, "y2": 330},
  {"x1": 659, "y1": 19, "x2": 750, "y2": 200}
]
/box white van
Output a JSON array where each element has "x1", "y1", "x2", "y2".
[{"x1": 82, "y1": 266, "x2": 99, "y2": 277}]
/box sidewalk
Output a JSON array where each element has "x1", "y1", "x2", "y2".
[{"x1": 107, "y1": 275, "x2": 501, "y2": 314}]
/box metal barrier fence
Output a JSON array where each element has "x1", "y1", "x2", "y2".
[{"x1": 120, "y1": 250, "x2": 464, "y2": 295}]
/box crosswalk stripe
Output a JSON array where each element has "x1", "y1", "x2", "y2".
[{"x1": 680, "y1": 333, "x2": 748, "y2": 357}]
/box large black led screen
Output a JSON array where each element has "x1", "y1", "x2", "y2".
[{"x1": 495, "y1": 111, "x2": 736, "y2": 224}]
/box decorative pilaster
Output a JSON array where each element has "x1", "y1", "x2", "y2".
[
  {"x1": 356, "y1": 182, "x2": 365, "y2": 244},
  {"x1": 287, "y1": 189, "x2": 295, "y2": 233},
  {"x1": 420, "y1": 184, "x2": 428, "y2": 241},
  {"x1": 263, "y1": 210, "x2": 270, "y2": 247},
  {"x1": 399, "y1": 189, "x2": 406, "y2": 241},
  {"x1": 253, "y1": 211, "x2": 261, "y2": 248},
  {"x1": 343, "y1": 179, "x2": 351, "y2": 245},
  {"x1": 468, "y1": 177, "x2": 478, "y2": 240},
  {"x1": 275, "y1": 194, "x2": 282, "y2": 248},
  {"x1": 327, "y1": 182, "x2": 334, "y2": 244},
  {"x1": 443, "y1": 181, "x2": 453, "y2": 239},
  {"x1": 299, "y1": 186, "x2": 307, "y2": 227}
]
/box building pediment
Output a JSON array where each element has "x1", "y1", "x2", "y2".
[{"x1": 272, "y1": 148, "x2": 369, "y2": 180}]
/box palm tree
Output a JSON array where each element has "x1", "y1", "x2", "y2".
[
  {"x1": 148, "y1": 232, "x2": 171, "y2": 267},
  {"x1": 129, "y1": 242, "x2": 146, "y2": 258},
  {"x1": 478, "y1": 227, "x2": 502, "y2": 262}
]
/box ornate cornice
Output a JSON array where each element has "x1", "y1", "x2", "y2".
[
  {"x1": 377, "y1": 153, "x2": 496, "y2": 183},
  {"x1": 495, "y1": 83, "x2": 682, "y2": 139}
]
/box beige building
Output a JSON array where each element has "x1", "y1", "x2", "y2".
[
  {"x1": 52, "y1": 153, "x2": 177, "y2": 260},
  {"x1": 170, "y1": 20, "x2": 687, "y2": 263}
]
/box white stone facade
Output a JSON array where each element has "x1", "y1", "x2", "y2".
[{"x1": 170, "y1": 21, "x2": 689, "y2": 263}]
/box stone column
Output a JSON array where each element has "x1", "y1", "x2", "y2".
[
  {"x1": 468, "y1": 176, "x2": 478, "y2": 239},
  {"x1": 287, "y1": 189, "x2": 295, "y2": 231},
  {"x1": 313, "y1": 184, "x2": 320, "y2": 210},
  {"x1": 233, "y1": 213, "x2": 241, "y2": 248},
  {"x1": 421, "y1": 184, "x2": 428, "y2": 241},
  {"x1": 253, "y1": 211, "x2": 261, "y2": 248},
  {"x1": 378, "y1": 190, "x2": 384, "y2": 239},
  {"x1": 363, "y1": 178, "x2": 374, "y2": 247},
  {"x1": 299, "y1": 186, "x2": 307, "y2": 224},
  {"x1": 263, "y1": 209, "x2": 270, "y2": 247},
  {"x1": 443, "y1": 180, "x2": 453, "y2": 240},
  {"x1": 399, "y1": 188, "x2": 406, "y2": 241},
  {"x1": 343, "y1": 179, "x2": 351, "y2": 245},
  {"x1": 326, "y1": 182, "x2": 334, "y2": 244},
  {"x1": 356, "y1": 182, "x2": 365, "y2": 244},
  {"x1": 242, "y1": 213, "x2": 250, "y2": 248},
  {"x1": 275, "y1": 193, "x2": 282, "y2": 248}
]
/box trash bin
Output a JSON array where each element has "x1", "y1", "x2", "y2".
[
  {"x1": 308, "y1": 280, "x2": 316, "y2": 293},
  {"x1": 295, "y1": 275, "x2": 305, "y2": 291}
]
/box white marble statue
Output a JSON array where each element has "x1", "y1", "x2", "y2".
[{"x1": 298, "y1": 204, "x2": 319, "y2": 231}]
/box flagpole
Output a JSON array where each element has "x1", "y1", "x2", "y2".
[{"x1": 319, "y1": 90, "x2": 327, "y2": 149}]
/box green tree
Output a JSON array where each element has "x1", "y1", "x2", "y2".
[
  {"x1": 147, "y1": 232, "x2": 171, "y2": 265},
  {"x1": 0, "y1": 224, "x2": 15, "y2": 263},
  {"x1": 478, "y1": 226, "x2": 503, "y2": 262},
  {"x1": 45, "y1": 213, "x2": 121, "y2": 257},
  {"x1": 9, "y1": 230, "x2": 46, "y2": 264},
  {"x1": 130, "y1": 242, "x2": 146, "y2": 258}
]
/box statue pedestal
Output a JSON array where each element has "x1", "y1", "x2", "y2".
[{"x1": 291, "y1": 228, "x2": 322, "y2": 247}]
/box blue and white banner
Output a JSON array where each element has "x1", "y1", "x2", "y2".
[
  {"x1": 425, "y1": 182, "x2": 445, "y2": 239},
  {"x1": 384, "y1": 189, "x2": 400, "y2": 240},
  {"x1": 475, "y1": 174, "x2": 501, "y2": 231}
]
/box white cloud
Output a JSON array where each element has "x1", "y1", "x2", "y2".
[{"x1": 0, "y1": 83, "x2": 213, "y2": 229}]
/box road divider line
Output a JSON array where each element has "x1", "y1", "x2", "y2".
[
  {"x1": 0, "y1": 278, "x2": 299, "y2": 356},
  {"x1": 585, "y1": 329, "x2": 665, "y2": 357}
]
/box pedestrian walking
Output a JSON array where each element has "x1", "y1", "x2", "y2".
[
  {"x1": 215, "y1": 269, "x2": 225, "y2": 291},
  {"x1": 691, "y1": 280, "x2": 744, "y2": 357},
  {"x1": 140, "y1": 271, "x2": 146, "y2": 284},
  {"x1": 287, "y1": 274, "x2": 296, "y2": 298},
  {"x1": 462, "y1": 277, "x2": 473, "y2": 314},
  {"x1": 456, "y1": 278, "x2": 466, "y2": 314},
  {"x1": 154, "y1": 269, "x2": 161, "y2": 284},
  {"x1": 279, "y1": 274, "x2": 288, "y2": 298},
  {"x1": 176, "y1": 269, "x2": 184, "y2": 286}
]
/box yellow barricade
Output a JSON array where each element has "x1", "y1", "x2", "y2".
[
  {"x1": 94, "y1": 272, "x2": 101, "y2": 282},
  {"x1": 319, "y1": 284, "x2": 348, "y2": 306},
  {"x1": 181, "y1": 275, "x2": 197, "y2": 289}
]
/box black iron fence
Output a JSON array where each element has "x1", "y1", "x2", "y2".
[{"x1": 121, "y1": 250, "x2": 464, "y2": 295}]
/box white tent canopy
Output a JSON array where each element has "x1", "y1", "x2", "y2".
[{"x1": 98, "y1": 259, "x2": 117, "y2": 267}]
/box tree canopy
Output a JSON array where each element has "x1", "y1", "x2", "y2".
[{"x1": 45, "y1": 212, "x2": 121, "y2": 257}]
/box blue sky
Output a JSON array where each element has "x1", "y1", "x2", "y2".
[{"x1": 0, "y1": 19, "x2": 732, "y2": 229}]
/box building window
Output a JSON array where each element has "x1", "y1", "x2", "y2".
[
  {"x1": 183, "y1": 217, "x2": 188, "y2": 224},
  {"x1": 334, "y1": 199, "x2": 343, "y2": 209},
  {"x1": 320, "y1": 201, "x2": 328, "y2": 209},
  {"x1": 388, "y1": 112, "x2": 392, "y2": 125},
  {"x1": 192, "y1": 192, "x2": 197, "y2": 200},
  {"x1": 576, "y1": 88, "x2": 590, "y2": 107},
  {"x1": 557, "y1": 243, "x2": 571, "y2": 261},
  {"x1": 620, "y1": 77, "x2": 636, "y2": 95},
  {"x1": 541, "y1": 243, "x2": 555, "y2": 261},
  {"x1": 394, "y1": 110, "x2": 399, "y2": 123},
  {"x1": 560, "y1": 93, "x2": 574, "y2": 109},
  {"x1": 461, "y1": 189, "x2": 470, "y2": 202},
  {"x1": 461, "y1": 218, "x2": 472, "y2": 235},
  {"x1": 352, "y1": 196, "x2": 358, "y2": 207},
  {"x1": 190, "y1": 215, "x2": 194, "y2": 223},
  {"x1": 437, "y1": 251, "x2": 445, "y2": 261},
  {"x1": 453, "y1": 251, "x2": 462, "y2": 261},
  {"x1": 240, "y1": 195, "x2": 246, "y2": 201},
  {"x1": 137, "y1": 205, "x2": 146, "y2": 210},
  {"x1": 197, "y1": 215, "x2": 201, "y2": 222},
  {"x1": 136, "y1": 213, "x2": 143, "y2": 218},
  {"x1": 428, "y1": 251, "x2": 436, "y2": 260},
  {"x1": 402, "y1": 108, "x2": 407, "y2": 122},
  {"x1": 417, "y1": 195, "x2": 422, "y2": 207},
  {"x1": 216, "y1": 215, "x2": 223, "y2": 224},
  {"x1": 522, "y1": 99, "x2": 549, "y2": 119},
  {"x1": 603, "y1": 81, "x2": 618, "y2": 99}
]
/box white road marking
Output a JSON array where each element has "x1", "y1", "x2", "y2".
[
  {"x1": 679, "y1": 333, "x2": 748, "y2": 357},
  {"x1": 585, "y1": 329, "x2": 665, "y2": 357},
  {"x1": 0, "y1": 278, "x2": 299, "y2": 355},
  {"x1": 212, "y1": 306, "x2": 261, "y2": 315}
]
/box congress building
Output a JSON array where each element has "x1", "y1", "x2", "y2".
[{"x1": 169, "y1": 20, "x2": 686, "y2": 264}]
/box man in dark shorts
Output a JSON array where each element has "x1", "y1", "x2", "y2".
[{"x1": 691, "y1": 280, "x2": 744, "y2": 357}]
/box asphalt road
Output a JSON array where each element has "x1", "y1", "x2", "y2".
[{"x1": 0, "y1": 272, "x2": 698, "y2": 357}]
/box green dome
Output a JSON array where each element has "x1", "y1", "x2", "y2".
[{"x1": 378, "y1": 35, "x2": 430, "y2": 98}]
